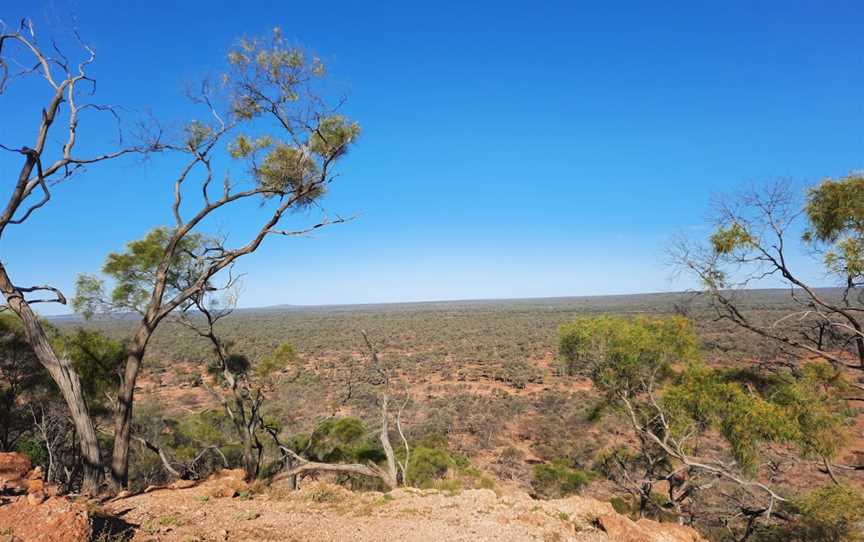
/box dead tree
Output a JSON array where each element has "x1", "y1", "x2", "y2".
[
  {"x1": 73, "y1": 29, "x2": 359, "y2": 488},
  {"x1": 175, "y1": 280, "x2": 295, "y2": 481},
  {"x1": 0, "y1": 19, "x2": 150, "y2": 493},
  {"x1": 361, "y1": 330, "x2": 411, "y2": 488}
]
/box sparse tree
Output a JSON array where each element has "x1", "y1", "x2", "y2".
[
  {"x1": 560, "y1": 316, "x2": 852, "y2": 535},
  {"x1": 74, "y1": 28, "x2": 359, "y2": 488},
  {"x1": 268, "y1": 331, "x2": 410, "y2": 490},
  {"x1": 673, "y1": 177, "x2": 864, "y2": 372},
  {"x1": 0, "y1": 314, "x2": 46, "y2": 451},
  {"x1": 175, "y1": 285, "x2": 301, "y2": 481},
  {"x1": 0, "y1": 19, "x2": 149, "y2": 493}
]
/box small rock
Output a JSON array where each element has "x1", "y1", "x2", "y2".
[
  {"x1": 27, "y1": 491, "x2": 46, "y2": 505},
  {"x1": 0, "y1": 453, "x2": 31, "y2": 481},
  {"x1": 114, "y1": 490, "x2": 132, "y2": 499},
  {"x1": 169, "y1": 479, "x2": 197, "y2": 490},
  {"x1": 596, "y1": 513, "x2": 707, "y2": 542},
  {"x1": 27, "y1": 478, "x2": 45, "y2": 494},
  {"x1": 215, "y1": 486, "x2": 239, "y2": 498}
]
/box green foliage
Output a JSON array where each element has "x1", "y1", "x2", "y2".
[
  {"x1": 73, "y1": 227, "x2": 213, "y2": 316},
  {"x1": 595, "y1": 445, "x2": 644, "y2": 479},
  {"x1": 767, "y1": 361, "x2": 852, "y2": 460},
  {"x1": 489, "y1": 359, "x2": 543, "y2": 389},
  {"x1": 223, "y1": 27, "x2": 359, "y2": 204},
  {"x1": 130, "y1": 405, "x2": 237, "y2": 488},
  {"x1": 227, "y1": 134, "x2": 272, "y2": 159},
  {"x1": 531, "y1": 458, "x2": 592, "y2": 499},
  {"x1": 407, "y1": 446, "x2": 454, "y2": 487},
  {"x1": 0, "y1": 314, "x2": 48, "y2": 450},
  {"x1": 184, "y1": 120, "x2": 214, "y2": 151},
  {"x1": 295, "y1": 417, "x2": 384, "y2": 465},
  {"x1": 15, "y1": 435, "x2": 48, "y2": 466},
  {"x1": 309, "y1": 115, "x2": 361, "y2": 160},
  {"x1": 805, "y1": 174, "x2": 864, "y2": 280},
  {"x1": 255, "y1": 143, "x2": 320, "y2": 196},
  {"x1": 255, "y1": 342, "x2": 297, "y2": 379},
  {"x1": 662, "y1": 363, "x2": 796, "y2": 468},
  {"x1": 55, "y1": 328, "x2": 125, "y2": 411},
  {"x1": 662, "y1": 360, "x2": 852, "y2": 469},
  {"x1": 805, "y1": 174, "x2": 864, "y2": 242},
  {"x1": 558, "y1": 315, "x2": 698, "y2": 390},
  {"x1": 160, "y1": 409, "x2": 240, "y2": 477},
  {"x1": 755, "y1": 484, "x2": 864, "y2": 542},
  {"x1": 710, "y1": 222, "x2": 754, "y2": 255}
]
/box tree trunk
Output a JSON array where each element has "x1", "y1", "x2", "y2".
[
  {"x1": 378, "y1": 393, "x2": 399, "y2": 488},
  {"x1": 854, "y1": 329, "x2": 864, "y2": 370},
  {"x1": 0, "y1": 263, "x2": 103, "y2": 494},
  {"x1": 110, "y1": 329, "x2": 150, "y2": 489},
  {"x1": 242, "y1": 428, "x2": 258, "y2": 481}
]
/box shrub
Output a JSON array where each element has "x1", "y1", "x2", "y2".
[
  {"x1": 493, "y1": 446, "x2": 527, "y2": 481},
  {"x1": 16, "y1": 436, "x2": 48, "y2": 467},
  {"x1": 755, "y1": 484, "x2": 864, "y2": 542},
  {"x1": 558, "y1": 315, "x2": 697, "y2": 382},
  {"x1": 299, "y1": 416, "x2": 385, "y2": 464},
  {"x1": 407, "y1": 446, "x2": 454, "y2": 487},
  {"x1": 531, "y1": 459, "x2": 591, "y2": 498}
]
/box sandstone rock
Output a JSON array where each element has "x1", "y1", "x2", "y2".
[
  {"x1": 597, "y1": 513, "x2": 708, "y2": 542},
  {"x1": 26, "y1": 477, "x2": 45, "y2": 494},
  {"x1": 551, "y1": 494, "x2": 616, "y2": 523},
  {"x1": 597, "y1": 513, "x2": 652, "y2": 542},
  {"x1": 635, "y1": 518, "x2": 707, "y2": 542},
  {"x1": 114, "y1": 489, "x2": 133, "y2": 499},
  {"x1": 205, "y1": 468, "x2": 248, "y2": 498},
  {"x1": 0, "y1": 453, "x2": 31, "y2": 493},
  {"x1": 169, "y1": 478, "x2": 198, "y2": 490},
  {"x1": 210, "y1": 485, "x2": 239, "y2": 498},
  {"x1": 0, "y1": 496, "x2": 90, "y2": 541},
  {"x1": 27, "y1": 466, "x2": 43, "y2": 480},
  {"x1": 44, "y1": 483, "x2": 60, "y2": 497},
  {"x1": 0, "y1": 452, "x2": 31, "y2": 480},
  {"x1": 27, "y1": 490, "x2": 45, "y2": 505}
]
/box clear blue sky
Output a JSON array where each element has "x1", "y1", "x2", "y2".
[{"x1": 2, "y1": 1, "x2": 863, "y2": 314}]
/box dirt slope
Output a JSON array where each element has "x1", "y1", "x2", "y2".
[{"x1": 104, "y1": 471, "x2": 705, "y2": 542}]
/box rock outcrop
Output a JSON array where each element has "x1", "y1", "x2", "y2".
[{"x1": 0, "y1": 453, "x2": 90, "y2": 542}]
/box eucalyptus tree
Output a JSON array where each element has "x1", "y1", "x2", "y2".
[
  {"x1": 74, "y1": 29, "x2": 360, "y2": 488},
  {"x1": 560, "y1": 316, "x2": 852, "y2": 535},
  {"x1": 0, "y1": 20, "x2": 148, "y2": 493},
  {"x1": 673, "y1": 177, "x2": 864, "y2": 373},
  {"x1": 175, "y1": 288, "x2": 301, "y2": 481}
]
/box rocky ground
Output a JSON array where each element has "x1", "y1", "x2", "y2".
[
  {"x1": 1, "y1": 453, "x2": 705, "y2": 542},
  {"x1": 103, "y1": 470, "x2": 703, "y2": 542}
]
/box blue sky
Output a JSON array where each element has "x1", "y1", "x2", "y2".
[{"x1": 2, "y1": 1, "x2": 863, "y2": 314}]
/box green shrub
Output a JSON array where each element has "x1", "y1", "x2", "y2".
[
  {"x1": 755, "y1": 484, "x2": 864, "y2": 542},
  {"x1": 531, "y1": 459, "x2": 591, "y2": 498},
  {"x1": 299, "y1": 416, "x2": 385, "y2": 464},
  {"x1": 558, "y1": 315, "x2": 697, "y2": 382},
  {"x1": 407, "y1": 446, "x2": 454, "y2": 487},
  {"x1": 16, "y1": 436, "x2": 47, "y2": 467}
]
